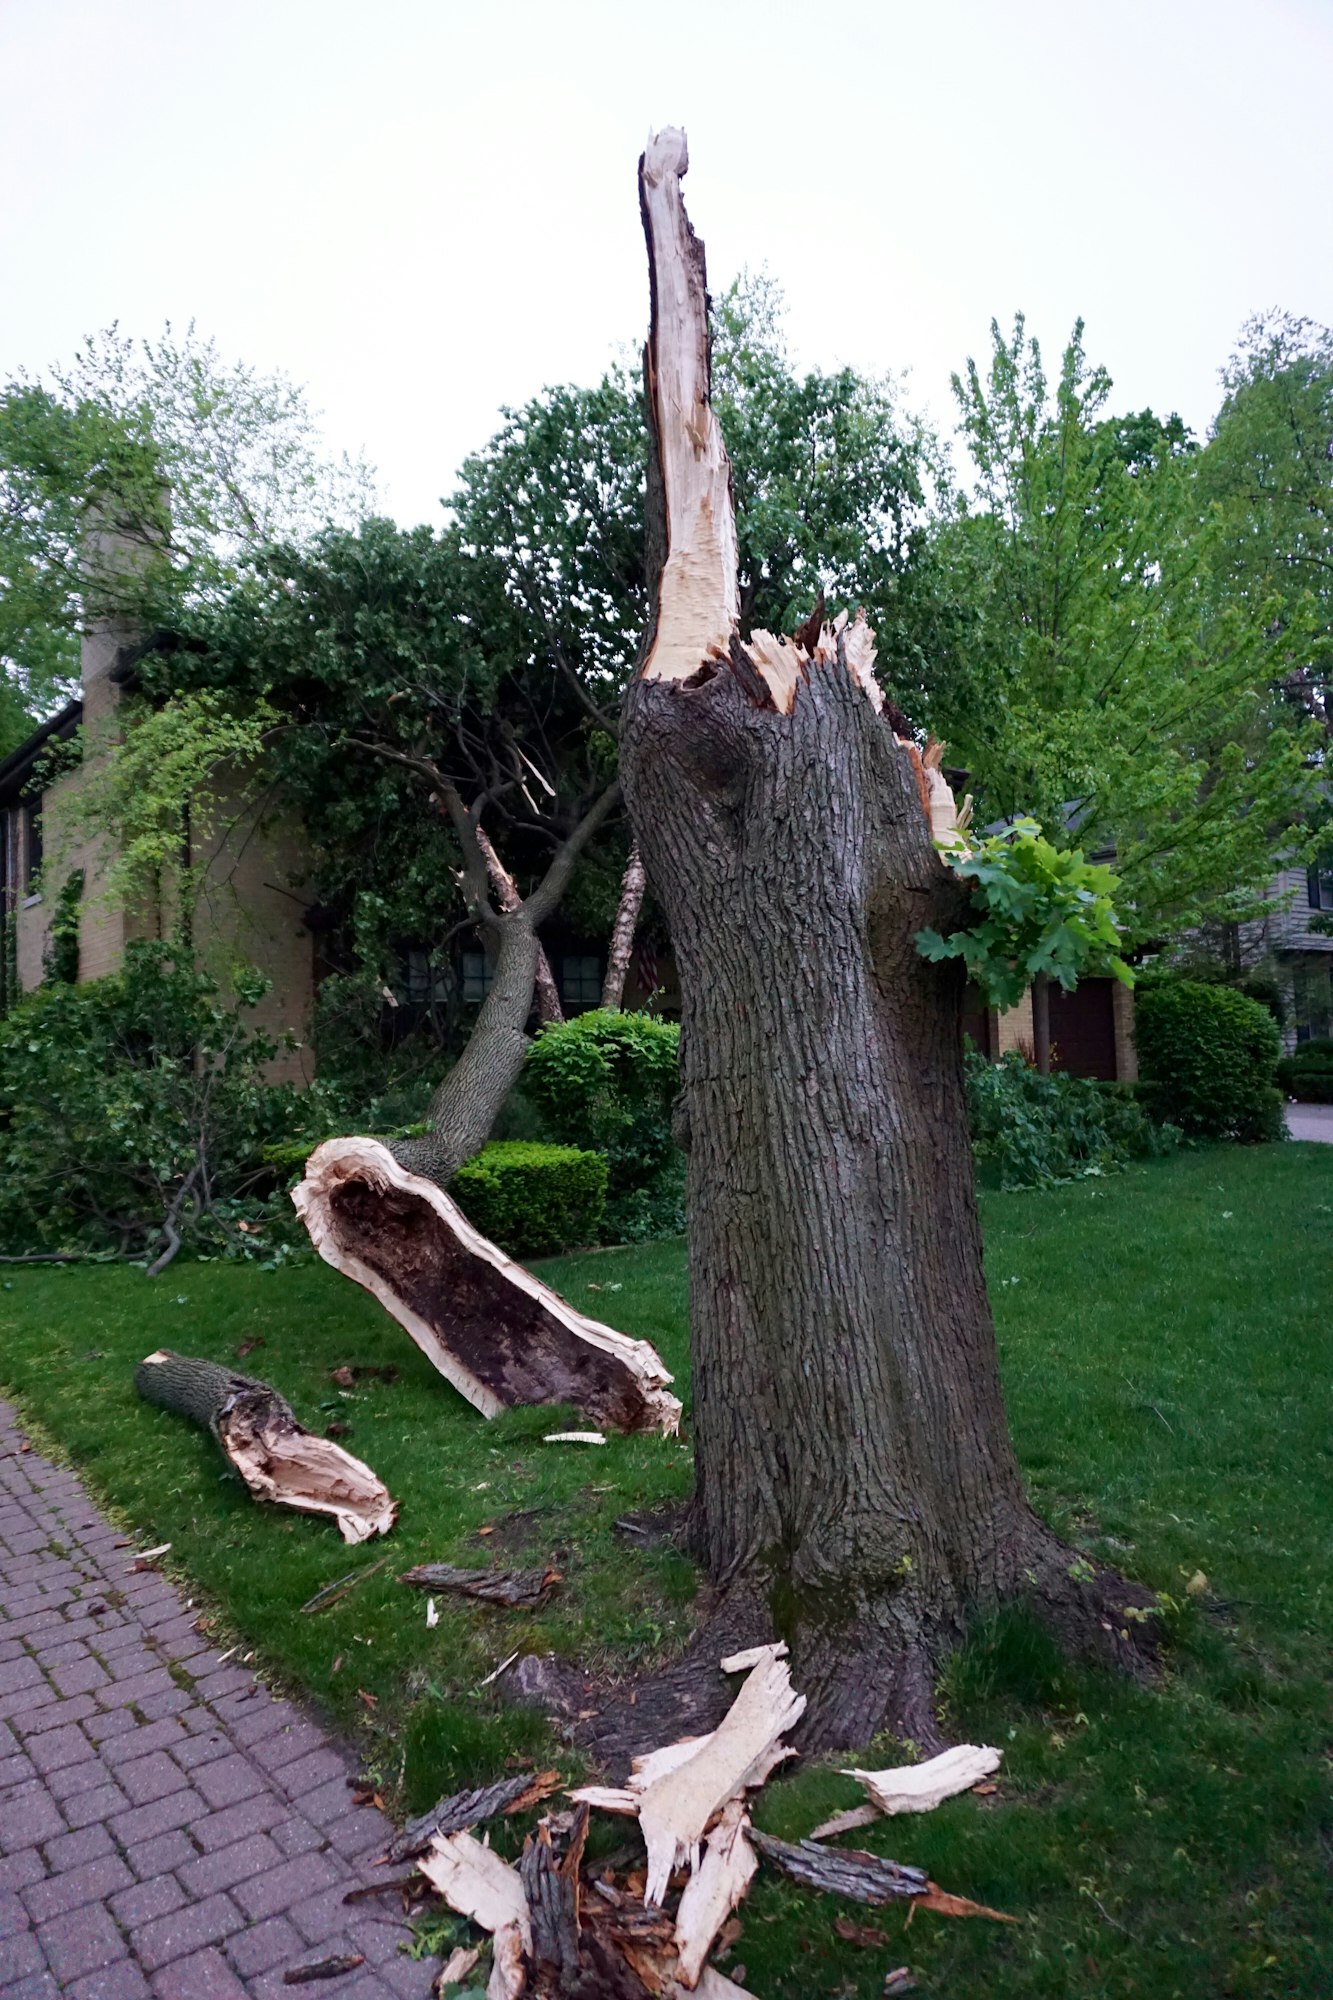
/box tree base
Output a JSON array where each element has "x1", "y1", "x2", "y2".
[{"x1": 509, "y1": 1522, "x2": 1162, "y2": 1772}]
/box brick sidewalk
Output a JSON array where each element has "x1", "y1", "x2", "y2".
[{"x1": 0, "y1": 1399, "x2": 439, "y2": 1999}]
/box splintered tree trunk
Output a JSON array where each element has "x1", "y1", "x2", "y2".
[
  {"x1": 601, "y1": 841, "x2": 647, "y2": 1011},
  {"x1": 621, "y1": 130, "x2": 1154, "y2": 1747}
]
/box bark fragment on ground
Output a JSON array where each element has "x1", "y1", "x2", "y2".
[
  {"x1": 134, "y1": 1350, "x2": 396, "y2": 1542},
  {"x1": 384, "y1": 1769, "x2": 561, "y2": 1865},
  {"x1": 294, "y1": 1137, "x2": 681, "y2": 1435},
  {"x1": 400, "y1": 1561, "x2": 562, "y2": 1610},
  {"x1": 747, "y1": 1832, "x2": 927, "y2": 1905}
]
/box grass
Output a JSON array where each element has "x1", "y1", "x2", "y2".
[{"x1": 1, "y1": 1142, "x2": 1329, "y2": 1997}]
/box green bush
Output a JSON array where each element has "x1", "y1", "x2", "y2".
[
  {"x1": 524, "y1": 1010, "x2": 680, "y2": 1189},
  {"x1": 965, "y1": 1050, "x2": 1180, "y2": 1191},
  {"x1": 449, "y1": 1140, "x2": 607, "y2": 1257},
  {"x1": 1136, "y1": 979, "x2": 1284, "y2": 1143},
  {"x1": 0, "y1": 941, "x2": 300, "y2": 1261},
  {"x1": 1277, "y1": 1053, "x2": 1333, "y2": 1104},
  {"x1": 524, "y1": 1010, "x2": 683, "y2": 1242}
]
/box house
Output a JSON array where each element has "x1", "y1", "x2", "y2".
[
  {"x1": 1236, "y1": 860, "x2": 1333, "y2": 1048},
  {"x1": 0, "y1": 609, "x2": 318, "y2": 1083},
  {"x1": 0, "y1": 608, "x2": 666, "y2": 1072},
  {"x1": 964, "y1": 978, "x2": 1139, "y2": 1083}
]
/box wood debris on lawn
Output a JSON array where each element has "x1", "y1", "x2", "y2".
[
  {"x1": 402, "y1": 1616, "x2": 1016, "y2": 1991},
  {"x1": 434, "y1": 1942, "x2": 481, "y2": 1985},
  {"x1": 839, "y1": 1743, "x2": 1001, "y2": 1817},
  {"x1": 543, "y1": 1431, "x2": 607, "y2": 1446},
  {"x1": 294, "y1": 1137, "x2": 682, "y2": 1435},
  {"x1": 135, "y1": 1350, "x2": 397, "y2": 1542},
  {"x1": 399, "y1": 1561, "x2": 561, "y2": 1609},
  {"x1": 298, "y1": 1554, "x2": 391, "y2": 1615},
  {"x1": 385, "y1": 1769, "x2": 562, "y2": 1865}
]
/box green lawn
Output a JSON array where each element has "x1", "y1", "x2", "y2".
[{"x1": 0, "y1": 1143, "x2": 1329, "y2": 1998}]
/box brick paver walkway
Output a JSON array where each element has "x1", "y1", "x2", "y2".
[{"x1": 0, "y1": 1399, "x2": 438, "y2": 1999}]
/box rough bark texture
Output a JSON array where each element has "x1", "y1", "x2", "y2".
[
  {"x1": 134, "y1": 1349, "x2": 397, "y2": 1542},
  {"x1": 602, "y1": 841, "x2": 647, "y2": 1010},
  {"x1": 294, "y1": 1137, "x2": 681, "y2": 1434},
  {"x1": 614, "y1": 128, "x2": 1156, "y2": 1750}
]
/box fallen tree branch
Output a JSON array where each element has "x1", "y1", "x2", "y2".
[
  {"x1": 293, "y1": 1138, "x2": 681, "y2": 1435},
  {"x1": 134, "y1": 1350, "x2": 397, "y2": 1542},
  {"x1": 747, "y1": 1830, "x2": 927, "y2": 1904}
]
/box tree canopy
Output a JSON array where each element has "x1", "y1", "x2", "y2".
[{"x1": 921, "y1": 316, "x2": 1317, "y2": 947}]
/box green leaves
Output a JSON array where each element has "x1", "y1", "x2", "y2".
[{"x1": 916, "y1": 819, "x2": 1131, "y2": 1012}]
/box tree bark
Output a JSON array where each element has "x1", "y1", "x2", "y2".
[
  {"x1": 476, "y1": 824, "x2": 565, "y2": 1028},
  {"x1": 618, "y1": 129, "x2": 1154, "y2": 1748},
  {"x1": 390, "y1": 782, "x2": 621, "y2": 1184},
  {"x1": 134, "y1": 1349, "x2": 397, "y2": 1542},
  {"x1": 601, "y1": 841, "x2": 647, "y2": 1010},
  {"x1": 1032, "y1": 970, "x2": 1052, "y2": 1075}
]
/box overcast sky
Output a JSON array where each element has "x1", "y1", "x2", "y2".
[{"x1": 2, "y1": 0, "x2": 1330, "y2": 527}]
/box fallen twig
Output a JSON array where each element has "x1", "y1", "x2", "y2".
[
  {"x1": 299, "y1": 1555, "x2": 391, "y2": 1615},
  {"x1": 282, "y1": 1954, "x2": 366, "y2": 1984}
]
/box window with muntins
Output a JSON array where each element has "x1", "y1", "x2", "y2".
[
  {"x1": 1307, "y1": 861, "x2": 1333, "y2": 912},
  {"x1": 561, "y1": 955, "x2": 602, "y2": 1007}
]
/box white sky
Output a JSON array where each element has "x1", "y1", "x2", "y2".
[{"x1": 2, "y1": 0, "x2": 1330, "y2": 528}]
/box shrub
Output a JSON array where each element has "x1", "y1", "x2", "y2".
[
  {"x1": 449, "y1": 1140, "x2": 607, "y2": 1257},
  {"x1": 965, "y1": 1050, "x2": 1179, "y2": 1191},
  {"x1": 525, "y1": 1009, "x2": 680, "y2": 1197},
  {"x1": 1277, "y1": 1052, "x2": 1333, "y2": 1104},
  {"x1": 1135, "y1": 979, "x2": 1284, "y2": 1143},
  {"x1": 0, "y1": 941, "x2": 300, "y2": 1262}
]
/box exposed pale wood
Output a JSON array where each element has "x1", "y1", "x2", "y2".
[
  {"x1": 673, "y1": 1798, "x2": 757, "y2": 1988},
  {"x1": 134, "y1": 1351, "x2": 396, "y2": 1544},
  {"x1": 543, "y1": 1431, "x2": 606, "y2": 1446},
  {"x1": 638, "y1": 128, "x2": 739, "y2": 685},
  {"x1": 742, "y1": 631, "x2": 805, "y2": 715},
  {"x1": 921, "y1": 739, "x2": 971, "y2": 852},
  {"x1": 475, "y1": 824, "x2": 564, "y2": 1027},
  {"x1": 840, "y1": 1743, "x2": 1001, "y2": 1816},
  {"x1": 294, "y1": 1138, "x2": 681, "y2": 1436},
  {"x1": 807, "y1": 1803, "x2": 881, "y2": 1841},
  {"x1": 912, "y1": 1880, "x2": 1018, "y2": 1923},
  {"x1": 437, "y1": 1944, "x2": 482, "y2": 1986},
  {"x1": 602, "y1": 839, "x2": 648, "y2": 1010},
  {"x1": 637, "y1": 1649, "x2": 806, "y2": 1904},
  {"x1": 487, "y1": 1920, "x2": 528, "y2": 1999},
  {"x1": 718, "y1": 1642, "x2": 787, "y2": 1673},
  {"x1": 416, "y1": 1830, "x2": 532, "y2": 1947},
  {"x1": 566, "y1": 1783, "x2": 638, "y2": 1816}
]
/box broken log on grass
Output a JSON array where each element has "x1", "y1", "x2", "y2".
[
  {"x1": 134, "y1": 1351, "x2": 396, "y2": 1543},
  {"x1": 384, "y1": 1769, "x2": 562, "y2": 1865},
  {"x1": 293, "y1": 1138, "x2": 681, "y2": 1436},
  {"x1": 399, "y1": 1561, "x2": 561, "y2": 1610}
]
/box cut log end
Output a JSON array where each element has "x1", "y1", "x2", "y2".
[
  {"x1": 134, "y1": 1351, "x2": 396, "y2": 1543},
  {"x1": 293, "y1": 1139, "x2": 681, "y2": 1437}
]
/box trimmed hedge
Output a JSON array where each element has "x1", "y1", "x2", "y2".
[
  {"x1": 1136, "y1": 979, "x2": 1284, "y2": 1143},
  {"x1": 1277, "y1": 1054, "x2": 1333, "y2": 1104},
  {"x1": 449, "y1": 1140, "x2": 607, "y2": 1257}
]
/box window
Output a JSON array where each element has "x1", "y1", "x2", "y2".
[
  {"x1": 561, "y1": 954, "x2": 602, "y2": 1007},
  {"x1": 401, "y1": 948, "x2": 449, "y2": 1006},
  {"x1": 461, "y1": 951, "x2": 494, "y2": 1005},
  {"x1": 1293, "y1": 959, "x2": 1333, "y2": 1044},
  {"x1": 1307, "y1": 861, "x2": 1333, "y2": 912}
]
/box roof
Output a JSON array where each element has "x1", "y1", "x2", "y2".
[{"x1": 0, "y1": 699, "x2": 84, "y2": 809}]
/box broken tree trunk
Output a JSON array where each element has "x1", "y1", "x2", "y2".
[
  {"x1": 476, "y1": 824, "x2": 565, "y2": 1028},
  {"x1": 134, "y1": 1351, "x2": 396, "y2": 1542},
  {"x1": 293, "y1": 1137, "x2": 681, "y2": 1434},
  {"x1": 601, "y1": 840, "x2": 647, "y2": 1010},
  {"x1": 618, "y1": 128, "x2": 1156, "y2": 1747}
]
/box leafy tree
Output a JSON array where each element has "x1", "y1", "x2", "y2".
[
  {"x1": 1199, "y1": 311, "x2": 1333, "y2": 738},
  {"x1": 924, "y1": 316, "x2": 1316, "y2": 947},
  {"x1": 0, "y1": 323, "x2": 373, "y2": 725}
]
